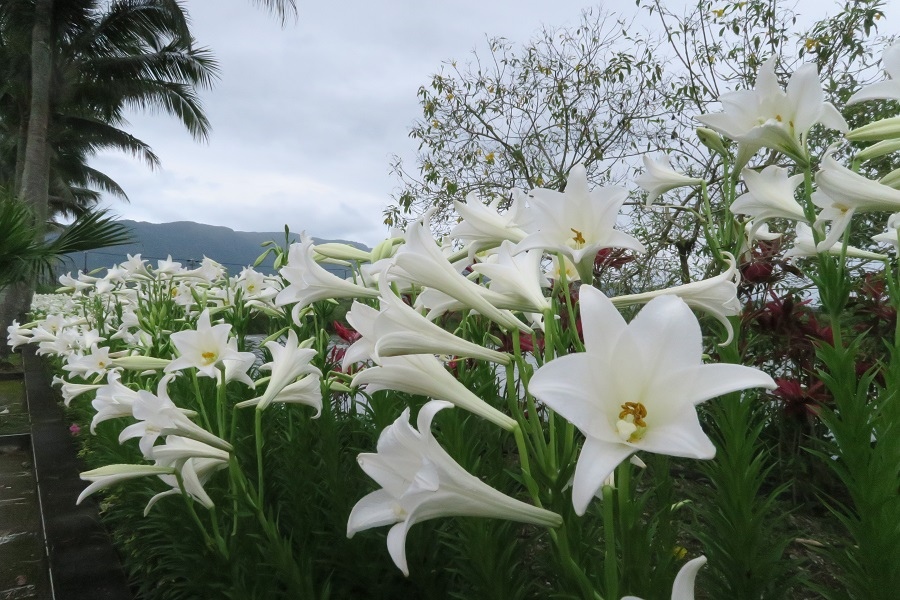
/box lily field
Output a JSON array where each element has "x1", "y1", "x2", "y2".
[{"x1": 8, "y1": 46, "x2": 900, "y2": 600}]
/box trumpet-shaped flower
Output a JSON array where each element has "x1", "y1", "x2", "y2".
[
  {"x1": 635, "y1": 155, "x2": 704, "y2": 205},
  {"x1": 529, "y1": 287, "x2": 775, "y2": 515},
  {"x1": 515, "y1": 164, "x2": 645, "y2": 281},
  {"x1": 90, "y1": 371, "x2": 141, "y2": 433},
  {"x1": 611, "y1": 253, "x2": 742, "y2": 344},
  {"x1": 165, "y1": 309, "x2": 244, "y2": 378},
  {"x1": 119, "y1": 374, "x2": 231, "y2": 458},
  {"x1": 812, "y1": 148, "x2": 900, "y2": 251},
  {"x1": 696, "y1": 57, "x2": 847, "y2": 168},
  {"x1": 450, "y1": 192, "x2": 528, "y2": 254},
  {"x1": 236, "y1": 330, "x2": 321, "y2": 411},
  {"x1": 784, "y1": 223, "x2": 885, "y2": 261},
  {"x1": 347, "y1": 401, "x2": 561, "y2": 576},
  {"x1": 847, "y1": 44, "x2": 900, "y2": 105},
  {"x1": 372, "y1": 278, "x2": 510, "y2": 365},
  {"x1": 147, "y1": 435, "x2": 230, "y2": 511},
  {"x1": 732, "y1": 166, "x2": 807, "y2": 237},
  {"x1": 62, "y1": 343, "x2": 114, "y2": 379},
  {"x1": 76, "y1": 464, "x2": 176, "y2": 506},
  {"x1": 621, "y1": 555, "x2": 707, "y2": 600},
  {"x1": 351, "y1": 353, "x2": 517, "y2": 430},
  {"x1": 6, "y1": 320, "x2": 32, "y2": 351},
  {"x1": 276, "y1": 234, "x2": 379, "y2": 312},
  {"x1": 470, "y1": 242, "x2": 551, "y2": 314},
  {"x1": 391, "y1": 212, "x2": 530, "y2": 333},
  {"x1": 873, "y1": 213, "x2": 900, "y2": 250}
]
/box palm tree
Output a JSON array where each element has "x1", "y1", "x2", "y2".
[
  {"x1": 0, "y1": 0, "x2": 217, "y2": 355},
  {"x1": 0, "y1": 195, "x2": 132, "y2": 290}
]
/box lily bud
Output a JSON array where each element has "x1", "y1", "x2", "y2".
[{"x1": 696, "y1": 127, "x2": 728, "y2": 157}]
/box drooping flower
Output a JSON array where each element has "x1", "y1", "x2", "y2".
[
  {"x1": 847, "y1": 44, "x2": 900, "y2": 105},
  {"x1": 784, "y1": 223, "x2": 885, "y2": 261},
  {"x1": 469, "y1": 242, "x2": 551, "y2": 314},
  {"x1": 118, "y1": 374, "x2": 232, "y2": 458},
  {"x1": 351, "y1": 353, "x2": 517, "y2": 430},
  {"x1": 370, "y1": 277, "x2": 511, "y2": 365},
  {"x1": 529, "y1": 287, "x2": 775, "y2": 515},
  {"x1": 696, "y1": 57, "x2": 847, "y2": 168},
  {"x1": 235, "y1": 330, "x2": 321, "y2": 412},
  {"x1": 812, "y1": 148, "x2": 900, "y2": 251},
  {"x1": 90, "y1": 371, "x2": 141, "y2": 433},
  {"x1": 610, "y1": 253, "x2": 742, "y2": 344},
  {"x1": 873, "y1": 212, "x2": 900, "y2": 250},
  {"x1": 621, "y1": 555, "x2": 707, "y2": 600},
  {"x1": 732, "y1": 166, "x2": 807, "y2": 238},
  {"x1": 276, "y1": 234, "x2": 379, "y2": 314},
  {"x1": 76, "y1": 464, "x2": 176, "y2": 506},
  {"x1": 635, "y1": 155, "x2": 704, "y2": 205},
  {"x1": 146, "y1": 435, "x2": 230, "y2": 511},
  {"x1": 450, "y1": 191, "x2": 528, "y2": 255},
  {"x1": 514, "y1": 164, "x2": 645, "y2": 282},
  {"x1": 165, "y1": 309, "x2": 244, "y2": 378},
  {"x1": 62, "y1": 343, "x2": 114, "y2": 379},
  {"x1": 347, "y1": 401, "x2": 561, "y2": 576},
  {"x1": 390, "y1": 212, "x2": 530, "y2": 333}
]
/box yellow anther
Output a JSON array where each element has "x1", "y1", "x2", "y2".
[
  {"x1": 619, "y1": 401, "x2": 647, "y2": 427},
  {"x1": 570, "y1": 228, "x2": 586, "y2": 247},
  {"x1": 201, "y1": 351, "x2": 217, "y2": 365}
]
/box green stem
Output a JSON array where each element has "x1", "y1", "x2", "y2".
[
  {"x1": 602, "y1": 484, "x2": 618, "y2": 600},
  {"x1": 255, "y1": 408, "x2": 265, "y2": 508}
]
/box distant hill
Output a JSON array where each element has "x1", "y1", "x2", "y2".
[{"x1": 61, "y1": 220, "x2": 368, "y2": 278}]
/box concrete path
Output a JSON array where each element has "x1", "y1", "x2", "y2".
[{"x1": 0, "y1": 351, "x2": 132, "y2": 600}]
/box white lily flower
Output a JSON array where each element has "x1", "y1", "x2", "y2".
[
  {"x1": 58, "y1": 272, "x2": 94, "y2": 293},
  {"x1": 343, "y1": 302, "x2": 379, "y2": 369},
  {"x1": 529, "y1": 287, "x2": 775, "y2": 515},
  {"x1": 610, "y1": 253, "x2": 742, "y2": 344},
  {"x1": 372, "y1": 278, "x2": 511, "y2": 365},
  {"x1": 873, "y1": 213, "x2": 900, "y2": 250},
  {"x1": 155, "y1": 255, "x2": 183, "y2": 276},
  {"x1": 237, "y1": 330, "x2": 321, "y2": 411},
  {"x1": 635, "y1": 155, "x2": 704, "y2": 205},
  {"x1": 236, "y1": 376, "x2": 323, "y2": 415},
  {"x1": 470, "y1": 242, "x2": 551, "y2": 314},
  {"x1": 696, "y1": 57, "x2": 847, "y2": 168},
  {"x1": 55, "y1": 378, "x2": 105, "y2": 406},
  {"x1": 784, "y1": 222, "x2": 885, "y2": 261},
  {"x1": 351, "y1": 354, "x2": 517, "y2": 430},
  {"x1": 847, "y1": 44, "x2": 900, "y2": 104},
  {"x1": 119, "y1": 374, "x2": 231, "y2": 458},
  {"x1": 515, "y1": 164, "x2": 645, "y2": 281},
  {"x1": 6, "y1": 320, "x2": 33, "y2": 351},
  {"x1": 621, "y1": 555, "x2": 707, "y2": 600},
  {"x1": 450, "y1": 191, "x2": 529, "y2": 255},
  {"x1": 390, "y1": 212, "x2": 530, "y2": 333},
  {"x1": 222, "y1": 338, "x2": 257, "y2": 388},
  {"x1": 164, "y1": 309, "x2": 244, "y2": 378},
  {"x1": 276, "y1": 234, "x2": 379, "y2": 312},
  {"x1": 732, "y1": 166, "x2": 807, "y2": 238},
  {"x1": 62, "y1": 343, "x2": 114, "y2": 379},
  {"x1": 90, "y1": 371, "x2": 141, "y2": 433},
  {"x1": 347, "y1": 401, "x2": 561, "y2": 576},
  {"x1": 812, "y1": 148, "x2": 900, "y2": 251},
  {"x1": 119, "y1": 254, "x2": 152, "y2": 279},
  {"x1": 76, "y1": 464, "x2": 176, "y2": 506}
]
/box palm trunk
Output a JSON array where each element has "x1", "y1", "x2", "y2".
[
  {"x1": 1, "y1": 0, "x2": 54, "y2": 360},
  {"x1": 20, "y1": 0, "x2": 53, "y2": 228}
]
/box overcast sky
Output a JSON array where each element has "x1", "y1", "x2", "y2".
[{"x1": 89, "y1": 0, "x2": 896, "y2": 248}]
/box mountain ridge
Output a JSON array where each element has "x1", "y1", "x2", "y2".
[{"x1": 63, "y1": 220, "x2": 368, "y2": 277}]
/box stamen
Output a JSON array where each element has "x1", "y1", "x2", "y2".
[
  {"x1": 201, "y1": 351, "x2": 217, "y2": 365},
  {"x1": 619, "y1": 401, "x2": 647, "y2": 427},
  {"x1": 570, "y1": 228, "x2": 586, "y2": 247}
]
